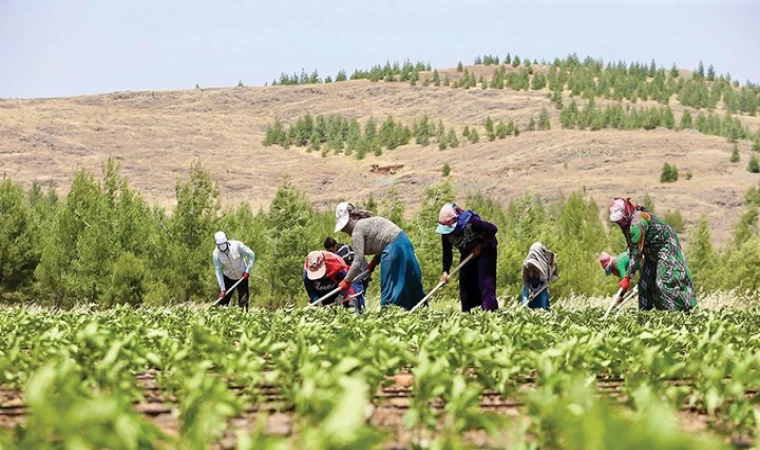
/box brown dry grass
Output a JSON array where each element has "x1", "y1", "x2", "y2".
[{"x1": 1, "y1": 64, "x2": 758, "y2": 243}]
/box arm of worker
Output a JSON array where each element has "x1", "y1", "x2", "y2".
[
  {"x1": 626, "y1": 220, "x2": 648, "y2": 279},
  {"x1": 442, "y1": 235, "x2": 454, "y2": 274},
  {"x1": 345, "y1": 230, "x2": 365, "y2": 282},
  {"x1": 212, "y1": 253, "x2": 226, "y2": 291},
  {"x1": 303, "y1": 271, "x2": 321, "y2": 303},
  {"x1": 238, "y1": 242, "x2": 256, "y2": 273}
]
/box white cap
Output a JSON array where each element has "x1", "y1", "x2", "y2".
[
  {"x1": 214, "y1": 231, "x2": 228, "y2": 245},
  {"x1": 334, "y1": 201, "x2": 353, "y2": 233}
]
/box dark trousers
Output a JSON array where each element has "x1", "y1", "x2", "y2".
[
  {"x1": 217, "y1": 275, "x2": 249, "y2": 310},
  {"x1": 459, "y1": 244, "x2": 498, "y2": 312}
]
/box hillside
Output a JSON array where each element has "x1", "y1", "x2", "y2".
[{"x1": 1, "y1": 62, "x2": 759, "y2": 243}]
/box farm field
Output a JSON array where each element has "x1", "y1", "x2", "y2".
[{"x1": 1, "y1": 297, "x2": 759, "y2": 449}]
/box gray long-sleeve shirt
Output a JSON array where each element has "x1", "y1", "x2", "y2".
[{"x1": 346, "y1": 216, "x2": 401, "y2": 281}]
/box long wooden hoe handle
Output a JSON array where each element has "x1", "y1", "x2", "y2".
[
  {"x1": 306, "y1": 269, "x2": 371, "y2": 308},
  {"x1": 211, "y1": 276, "x2": 246, "y2": 307},
  {"x1": 409, "y1": 253, "x2": 476, "y2": 314},
  {"x1": 613, "y1": 286, "x2": 639, "y2": 317},
  {"x1": 602, "y1": 287, "x2": 624, "y2": 320}
]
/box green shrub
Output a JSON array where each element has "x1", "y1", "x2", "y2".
[
  {"x1": 664, "y1": 209, "x2": 685, "y2": 233},
  {"x1": 730, "y1": 144, "x2": 740, "y2": 163},
  {"x1": 748, "y1": 155, "x2": 760, "y2": 173},
  {"x1": 660, "y1": 163, "x2": 679, "y2": 183}
]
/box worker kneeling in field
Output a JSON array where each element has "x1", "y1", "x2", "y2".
[
  {"x1": 212, "y1": 231, "x2": 255, "y2": 311},
  {"x1": 609, "y1": 198, "x2": 697, "y2": 311},
  {"x1": 304, "y1": 250, "x2": 365, "y2": 313},
  {"x1": 521, "y1": 242, "x2": 558, "y2": 310},
  {"x1": 324, "y1": 236, "x2": 371, "y2": 291},
  {"x1": 335, "y1": 202, "x2": 425, "y2": 311},
  {"x1": 436, "y1": 203, "x2": 499, "y2": 312}
]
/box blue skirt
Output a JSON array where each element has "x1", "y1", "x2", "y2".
[
  {"x1": 380, "y1": 232, "x2": 425, "y2": 310},
  {"x1": 521, "y1": 277, "x2": 550, "y2": 310}
]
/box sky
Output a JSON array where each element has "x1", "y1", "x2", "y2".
[{"x1": 0, "y1": 0, "x2": 759, "y2": 99}]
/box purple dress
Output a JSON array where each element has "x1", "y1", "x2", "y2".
[{"x1": 442, "y1": 212, "x2": 499, "y2": 312}]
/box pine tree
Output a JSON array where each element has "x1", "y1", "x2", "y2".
[
  {"x1": 695, "y1": 61, "x2": 705, "y2": 80},
  {"x1": 462, "y1": 126, "x2": 470, "y2": 137},
  {"x1": 336, "y1": 70, "x2": 348, "y2": 82},
  {"x1": 415, "y1": 115, "x2": 430, "y2": 146},
  {"x1": 380, "y1": 115, "x2": 397, "y2": 149},
  {"x1": 730, "y1": 144, "x2": 740, "y2": 163},
  {"x1": 527, "y1": 117, "x2": 536, "y2": 131},
  {"x1": 679, "y1": 109, "x2": 693, "y2": 129},
  {"x1": 433, "y1": 69, "x2": 440, "y2": 87},
  {"x1": 749, "y1": 155, "x2": 760, "y2": 173},
  {"x1": 706, "y1": 64, "x2": 716, "y2": 82},
  {"x1": 560, "y1": 100, "x2": 579, "y2": 128},
  {"x1": 505, "y1": 120, "x2": 515, "y2": 136},
  {"x1": 485, "y1": 116, "x2": 494, "y2": 133},
  {"x1": 364, "y1": 117, "x2": 377, "y2": 142},
  {"x1": 495, "y1": 121, "x2": 507, "y2": 139},
  {"x1": 642, "y1": 192, "x2": 657, "y2": 213},
  {"x1": 237, "y1": 79, "x2": 244, "y2": 87},
  {"x1": 447, "y1": 128, "x2": 459, "y2": 148},
  {"x1": 670, "y1": 63, "x2": 679, "y2": 78},
  {"x1": 660, "y1": 163, "x2": 679, "y2": 182},
  {"x1": 538, "y1": 107, "x2": 551, "y2": 130},
  {"x1": 457, "y1": 61, "x2": 464, "y2": 72},
  {"x1": 438, "y1": 131, "x2": 448, "y2": 150},
  {"x1": 664, "y1": 209, "x2": 685, "y2": 233},
  {"x1": 505, "y1": 53, "x2": 511, "y2": 64},
  {"x1": 662, "y1": 106, "x2": 676, "y2": 129},
  {"x1": 442, "y1": 162, "x2": 451, "y2": 177},
  {"x1": 512, "y1": 56, "x2": 521, "y2": 67},
  {"x1": 469, "y1": 128, "x2": 480, "y2": 143},
  {"x1": 309, "y1": 130, "x2": 321, "y2": 152},
  {"x1": 753, "y1": 134, "x2": 760, "y2": 152},
  {"x1": 514, "y1": 125, "x2": 520, "y2": 137}
]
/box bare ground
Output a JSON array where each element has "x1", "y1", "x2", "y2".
[{"x1": 1, "y1": 66, "x2": 758, "y2": 243}]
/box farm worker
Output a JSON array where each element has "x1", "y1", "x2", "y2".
[
  {"x1": 212, "y1": 231, "x2": 255, "y2": 311},
  {"x1": 609, "y1": 198, "x2": 697, "y2": 311},
  {"x1": 334, "y1": 202, "x2": 425, "y2": 311},
  {"x1": 324, "y1": 236, "x2": 371, "y2": 291},
  {"x1": 521, "y1": 242, "x2": 558, "y2": 310},
  {"x1": 436, "y1": 203, "x2": 499, "y2": 312},
  {"x1": 323, "y1": 236, "x2": 357, "y2": 266},
  {"x1": 598, "y1": 251, "x2": 634, "y2": 279},
  {"x1": 303, "y1": 250, "x2": 365, "y2": 312}
]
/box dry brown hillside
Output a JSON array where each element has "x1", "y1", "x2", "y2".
[{"x1": 1, "y1": 64, "x2": 759, "y2": 243}]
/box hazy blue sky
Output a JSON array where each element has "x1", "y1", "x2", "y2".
[{"x1": 1, "y1": 0, "x2": 758, "y2": 98}]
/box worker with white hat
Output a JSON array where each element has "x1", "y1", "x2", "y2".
[{"x1": 212, "y1": 231, "x2": 256, "y2": 310}]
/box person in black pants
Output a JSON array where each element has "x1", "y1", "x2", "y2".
[{"x1": 212, "y1": 231, "x2": 256, "y2": 310}]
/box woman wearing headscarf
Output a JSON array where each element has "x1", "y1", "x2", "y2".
[
  {"x1": 334, "y1": 202, "x2": 425, "y2": 310},
  {"x1": 608, "y1": 198, "x2": 697, "y2": 311},
  {"x1": 436, "y1": 203, "x2": 499, "y2": 312},
  {"x1": 521, "y1": 242, "x2": 558, "y2": 310}
]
